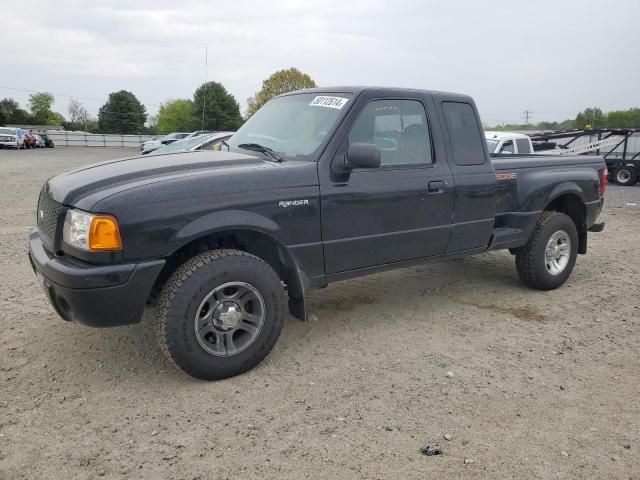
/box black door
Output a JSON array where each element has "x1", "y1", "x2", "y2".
[
  {"x1": 438, "y1": 100, "x2": 497, "y2": 252},
  {"x1": 320, "y1": 95, "x2": 454, "y2": 274}
]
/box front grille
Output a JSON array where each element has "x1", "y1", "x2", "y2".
[{"x1": 37, "y1": 189, "x2": 63, "y2": 249}]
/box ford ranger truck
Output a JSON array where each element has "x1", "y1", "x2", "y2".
[{"x1": 29, "y1": 87, "x2": 607, "y2": 380}]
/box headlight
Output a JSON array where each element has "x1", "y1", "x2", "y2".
[{"x1": 63, "y1": 209, "x2": 122, "y2": 251}]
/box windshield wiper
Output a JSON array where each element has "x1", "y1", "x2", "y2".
[{"x1": 237, "y1": 143, "x2": 283, "y2": 162}]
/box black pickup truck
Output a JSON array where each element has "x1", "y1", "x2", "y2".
[{"x1": 29, "y1": 87, "x2": 607, "y2": 380}]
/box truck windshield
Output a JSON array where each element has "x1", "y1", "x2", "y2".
[{"x1": 227, "y1": 93, "x2": 353, "y2": 161}]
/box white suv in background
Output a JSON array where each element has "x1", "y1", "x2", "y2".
[
  {"x1": 485, "y1": 131, "x2": 534, "y2": 154},
  {"x1": 0, "y1": 127, "x2": 25, "y2": 149},
  {"x1": 140, "y1": 132, "x2": 189, "y2": 154}
]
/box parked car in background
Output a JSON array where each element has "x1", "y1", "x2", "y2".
[
  {"x1": 34, "y1": 134, "x2": 45, "y2": 148},
  {"x1": 141, "y1": 132, "x2": 190, "y2": 154},
  {"x1": 183, "y1": 130, "x2": 215, "y2": 140},
  {"x1": 22, "y1": 130, "x2": 37, "y2": 149},
  {"x1": 149, "y1": 132, "x2": 233, "y2": 156},
  {"x1": 40, "y1": 134, "x2": 55, "y2": 148},
  {"x1": 485, "y1": 131, "x2": 534, "y2": 154},
  {"x1": 0, "y1": 127, "x2": 25, "y2": 149}
]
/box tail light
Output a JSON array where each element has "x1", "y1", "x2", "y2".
[{"x1": 599, "y1": 167, "x2": 607, "y2": 196}]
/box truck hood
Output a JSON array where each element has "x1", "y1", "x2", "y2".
[{"x1": 46, "y1": 150, "x2": 267, "y2": 209}]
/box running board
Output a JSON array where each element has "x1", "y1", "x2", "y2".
[{"x1": 489, "y1": 227, "x2": 524, "y2": 249}]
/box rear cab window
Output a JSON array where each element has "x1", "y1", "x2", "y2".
[
  {"x1": 442, "y1": 102, "x2": 486, "y2": 166},
  {"x1": 516, "y1": 138, "x2": 532, "y2": 154}
]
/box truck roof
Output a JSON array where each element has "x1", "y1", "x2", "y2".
[
  {"x1": 278, "y1": 86, "x2": 474, "y2": 103},
  {"x1": 485, "y1": 131, "x2": 532, "y2": 140}
]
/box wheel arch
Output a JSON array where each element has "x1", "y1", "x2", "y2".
[
  {"x1": 151, "y1": 215, "x2": 308, "y2": 320},
  {"x1": 542, "y1": 192, "x2": 587, "y2": 254}
]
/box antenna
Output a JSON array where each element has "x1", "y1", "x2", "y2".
[{"x1": 201, "y1": 46, "x2": 208, "y2": 130}]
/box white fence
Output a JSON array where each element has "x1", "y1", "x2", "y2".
[{"x1": 46, "y1": 131, "x2": 157, "y2": 148}]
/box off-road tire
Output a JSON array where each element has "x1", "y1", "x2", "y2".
[
  {"x1": 515, "y1": 211, "x2": 578, "y2": 290},
  {"x1": 155, "y1": 249, "x2": 285, "y2": 380}
]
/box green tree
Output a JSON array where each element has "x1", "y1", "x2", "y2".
[
  {"x1": 607, "y1": 108, "x2": 640, "y2": 128},
  {"x1": 0, "y1": 98, "x2": 19, "y2": 124},
  {"x1": 575, "y1": 107, "x2": 605, "y2": 129},
  {"x1": 156, "y1": 99, "x2": 198, "y2": 134},
  {"x1": 0, "y1": 98, "x2": 33, "y2": 124},
  {"x1": 28, "y1": 92, "x2": 55, "y2": 124},
  {"x1": 246, "y1": 67, "x2": 317, "y2": 118},
  {"x1": 558, "y1": 119, "x2": 576, "y2": 130},
  {"x1": 192, "y1": 81, "x2": 243, "y2": 131},
  {"x1": 12, "y1": 109, "x2": 33, "y2": 124},
  {"x1": 98, "y1": 90, "x2": 147, "y2": 134},
  {"x1": 47, "y1": 111, "x2": 65, "y2": 126}
]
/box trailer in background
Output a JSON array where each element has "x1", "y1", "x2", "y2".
[{"x1": 529, "y1": 128, "x2": 640, "y2": 186}]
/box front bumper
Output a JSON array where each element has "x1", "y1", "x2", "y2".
[{"x1": 28, "y1": 231, "x2": 165, "y2": 327}]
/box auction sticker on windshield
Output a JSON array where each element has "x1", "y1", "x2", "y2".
[{"x1": 309, "y1": 96, "x2": 349, "y2": 109}]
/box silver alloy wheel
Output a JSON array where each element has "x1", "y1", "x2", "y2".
[
  {"x1": 194, "y1": 281, "x2": 265, "y2": 357},
  {"x1": 616, "y1": 169, "x2": 631, "y2": 184},
  {"x1": 545, "y1": 230, "x2": 571, "y2": 275}
]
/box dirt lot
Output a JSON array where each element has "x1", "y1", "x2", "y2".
[{"x1": 1, "y1": 147, "x2": 639, "y2": 480}]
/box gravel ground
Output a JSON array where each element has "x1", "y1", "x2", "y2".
[{"x1": 1, "y1": 148, "x2": 639, "y2": 480}]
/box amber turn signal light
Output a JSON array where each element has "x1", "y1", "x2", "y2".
[{"x1": 89, "y1": 216, "x2": 122, "y2": 251}]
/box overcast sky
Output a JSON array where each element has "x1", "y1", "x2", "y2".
[{"x1": 2, "y1": 0, "x2": 638, "y2": 125}]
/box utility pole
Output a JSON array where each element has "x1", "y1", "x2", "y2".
[
  {"x1": 201, "y1": 46, "x2": 208, "y2": 131},
  {"x1": 523, "y1": 110, "x2": 533, "y2": 125}
]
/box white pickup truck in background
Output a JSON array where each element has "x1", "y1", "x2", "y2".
[{"x1": 485, "y1": 131, "x2": 534, "y2": 154}]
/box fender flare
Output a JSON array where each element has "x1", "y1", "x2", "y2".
[
  {"x1": 173, "y1": 210, "x2": 308, "y2": 320},
  {"x1": 542, "y1": 185, "x2": 589, "y2": 254},
  {"x1": 546, "y1": 182, "x2": 585, "y2": 206}
]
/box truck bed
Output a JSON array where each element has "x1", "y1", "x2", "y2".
[
  {"x1": 491, "y1": 153, "x2": 604, "y2": 171},
  {"x1": 489, "y1": 153, "x2": 605, "y2": 250}
]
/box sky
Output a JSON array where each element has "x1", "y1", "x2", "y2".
[{"x1": 1, "y1": 0, "x2": 639, "y2": 126}]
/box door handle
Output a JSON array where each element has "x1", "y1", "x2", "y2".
[{"x1": 428, "y1": 180, "x2": 445, "y2": 193}]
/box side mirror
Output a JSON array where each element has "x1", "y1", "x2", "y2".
[{"x1": 346, "y1": 143, "x2": 381, "y2": 169}]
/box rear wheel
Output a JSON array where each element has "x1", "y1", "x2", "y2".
[
  {"x1": 155, "y1": 249, "x2": 285, "y2": 380},
  {"x1": 515, "y1": 211, "x2": 578, "y2": 290},
  {"x1": 614, "y1": 167, "x2": 637, "y2": 186}
]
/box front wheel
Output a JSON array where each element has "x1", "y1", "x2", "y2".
[
  {"x1": 515, "y1": 211, "x2": 578, "y2": 290},
  {"x1": 155, "y1": 249, "x2": 285, "y2": 380},
  {"x1": 614, "y1": 167, "x2": 637, "y2": 186}
]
